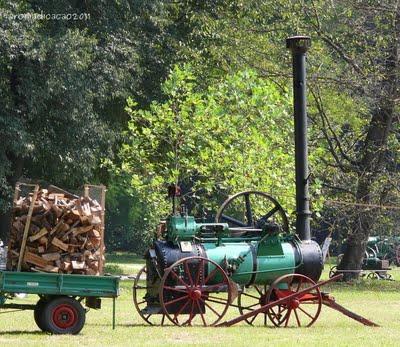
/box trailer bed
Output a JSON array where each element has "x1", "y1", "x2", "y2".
[{"x1": 0, "y1": 271, "x2": 119, "y2": 297}]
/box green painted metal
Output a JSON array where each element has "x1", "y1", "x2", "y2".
[
  {"x1": 254, "y1": 242, "x2": 295, "y2": 284},
  {"x1": 202, "y1": 238, "x2": 296, "y2": 286},
  {"x1": 0, "y1": 271, "x2": 119, "y2": 298},
  {"x1": 166, "y1": 216, "x2": 230, "y2": 242},
  {"x1": 203, "y1": 242, "x2": 255, "y2": 284},
  {"x1": 165, "y1": 215, "x2": 300, "y2": 286}
]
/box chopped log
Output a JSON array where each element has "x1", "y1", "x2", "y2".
[
  {"x1": 71, "y1": 260, "x2": 86, "y2": 270},
  {"x1": 8, "y1": 183, "x2": 105, "y2": 275},
  {"x1": 51, "y1": 237, "x2": 69, "y2": 252},
  {"x1": 42, "y1": 252, "x2": 61, "y2": 261},
  {"x1": 43, "y1": 265, "x2": 59, "y2": 273},
  {"x1": 38, "y1": 236, "x2": 48, "y2": 245},
  {"x1": 28, "y1": 228, "x2": 48, "y2": 242},
  {"x1": 72, "y1": 225, "x2": 93, "y2": 237},
  {"x1": 24, "y1": 251, "x2": 49, "y2": 268}
]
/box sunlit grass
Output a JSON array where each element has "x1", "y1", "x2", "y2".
[{"x1": 0, "y1": 253, "x2": 400, "y2": 346}]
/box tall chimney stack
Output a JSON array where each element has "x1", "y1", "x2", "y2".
[{"x1": 286, "y1": 36, "x2": 312, "y2": 241}]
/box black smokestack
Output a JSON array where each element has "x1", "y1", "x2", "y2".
[{"x1": 286, "y1": 36, "x2": 311, "y2": 241}]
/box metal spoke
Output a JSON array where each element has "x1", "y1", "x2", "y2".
[
  {"x1": 184, "y1": 261, "x2": 194, "y2": 286},
  {"x1": 254, "y1": 286, "x2": 263, "y2": 296},
  {"x1": 204, "y1": 267, "x2": 219, "y2": 284},
  {"x1": 170, "y1": 269, "x2": 190, "y2": 289},
  {"x1": 284, "y1": 308, "x2": 292, "y2": 327},
  {"x1": 163, "y1": 286, "x2": 188, "y2": 294},
  {"x1": 261, "y1": 205, "x2": 280, "y2": 221},
  {"x1": 164, "y1": 295, "x2": 189, "y2": 307},
  {"x1": 294, "y1": 309, "x2": 301, "y2": 327},
  {"x1": 220, "y1": 214, "x2": 247, "y2": 227},
  {"x1": 249, "y1": 313, "x2": 258, "y2": 324},
  {"x1": 297, "y1": 305, "x2": 315, "y2": 320},
  {"x1": 200, "y1": 298, "x2": 221, "y2": 317},
  {"x1": 173, "y1": 299, "x2": 191, "y2": 321},
  {"x1": 244, "y1": 193, "x2": 253, "y2": 226},
  {"x1": 296, "y1": 278, "x2": 303, "y2": 292},
  {"x1": 196, "y1": 300, "x2": 207, "y2": 326}
]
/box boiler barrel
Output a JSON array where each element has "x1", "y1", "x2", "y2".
[{"x1": 203, "y1": 240, "x2": 322, "y2": 286}]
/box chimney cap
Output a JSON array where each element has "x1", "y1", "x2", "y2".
[{"x1": 286, "y1": 36, "x2": 311, "y2": 53}]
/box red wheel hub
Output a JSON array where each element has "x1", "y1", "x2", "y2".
[
  {"x1": 290, "y1": 299, "x2": 300, "y2": 309},
  {"x1": 189, "y1": 289, "x2": 202, "y2": 300},
  {"x1": 52, "y1": 304, "x2": 77, "y2": 329}
]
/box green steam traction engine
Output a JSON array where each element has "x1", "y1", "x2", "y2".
[
  {"x1": 133, "y1": 190, "x2": 324, "y2": 327},
  {"x1": 132, "y1": 37, "x2": 326, "y2": 328}
]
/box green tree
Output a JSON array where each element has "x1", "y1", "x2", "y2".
[{"x1": 116, "y1": 65, "x2": 322, "y2": 245}]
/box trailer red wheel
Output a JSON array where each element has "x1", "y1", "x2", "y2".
[
  {"x1": 160, "y1": 256, "x2": 232, "y2": 326},
  {"x1": 237, "y1": 285, "x2": 269, "y2": 326},
  {"x1": 34, "y1": 298, "x2": 49, "y2": 332},
  {"x1": 266, "y1": 274, "x2": 322, "y2": 327},
  {"x1": 43, "y1": 297, "x2": 85, "y2": 334},
  {"x1": 133, "y1": 265, "x2": 166, "y2": 325}
]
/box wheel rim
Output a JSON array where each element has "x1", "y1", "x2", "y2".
[
  {"x1": 237, "y1": 285, "x2": 269, "y2": 326},
  {"x1": 160, "y1": 256, "x2": 232, "y2": 326},
  {"x1": 266, "y1": 274, "x2": 322, "y2": 328},
  {"x1": 133, "y1": 265, "x2": 166, "y2": 325},
  {"x1": 52, "y1": 304, "x2": 77, "y2": 329},
  {"x1": 329, "y1": 266, "x2": 337, "y2": 278},
  {"x1": 215, "y1": 190, "x2": 289, "y2": 233}
]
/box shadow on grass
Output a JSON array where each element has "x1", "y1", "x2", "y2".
[
  {"x1": 324, "y1": 279, "x2": 400, "y2": 293},
  {"x1": 1, "y1": 330, "x2": 46, "y2": 335}
]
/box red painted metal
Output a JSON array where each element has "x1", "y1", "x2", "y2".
[
  {"x1": 265, "y1": 274, "x2": 322, "y2": 327},
  {"x1": 133, "y1": 265, "x2": 166, "y2": 326},
  {"x1": 52, "y1": 304, "x2": 77, "y2": 329},
  {"x1": 160, "y1": 256, "x2": 232, "y2": 326},
  {"x1": 217, "y1": 274, "x2": 342, "y2": 327}
]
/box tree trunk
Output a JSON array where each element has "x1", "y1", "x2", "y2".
[
  {"x1": 337, "y1": 4, "x2": 399, "y2": 280},
  {"x1": 0, "y1": 154, "x2": 24, "y2": 242}
]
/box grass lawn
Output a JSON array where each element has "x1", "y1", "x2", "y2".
[{"x1": 0, "y1": 253, "x2": 400, "y2": 346}]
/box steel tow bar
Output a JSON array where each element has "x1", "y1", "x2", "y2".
[
  {"x1": 216, "y1": 274, "x2": 343, "y2": 327},
  {"x1": 217, "y1": 274, "x2": 379, "y2": 327},
  {"x1": 322, "y1": 294, "x2": 379, "y2": 327}
]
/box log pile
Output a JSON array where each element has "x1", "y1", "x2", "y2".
[{"x1": 7, "y1": 187, "x2": 104, "y2": 275}]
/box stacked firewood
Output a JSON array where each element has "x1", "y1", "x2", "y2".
[{"x1": 7, "y1": 187, "x2": 104, "y2": 275}]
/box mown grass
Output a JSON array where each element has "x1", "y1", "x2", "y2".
[{"x1": 0, "y1": 253, "x2": 400, "y2": 346}]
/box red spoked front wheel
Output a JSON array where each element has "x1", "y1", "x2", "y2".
[
  {"x1": 265, "y1": 274, "x2": 322, "y2": 328},
  {"x1": 237, "y1": 285, "x2": 269, "y2": 326},
  {"x1": 160, "y1": 256, "x2": 232, "y2": 326}
]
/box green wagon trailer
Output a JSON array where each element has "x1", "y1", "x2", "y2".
[{"x1": 0, "y1": 271, "x2": 119, "y2": 334}]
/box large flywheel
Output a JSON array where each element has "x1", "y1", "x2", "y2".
[{"x1": 215, "y1": 190, "x2": 289, "y2": 234}]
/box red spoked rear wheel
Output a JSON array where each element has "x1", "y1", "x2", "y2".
[
  {"x1": 160, "y1": 256, "x2": 232, "y2": 326},
  {"x1": 265, "y1": 274, "x2": 322, "y2": 327},
  {"x1": 133, "y1": 266, "x2": 166, "y2": 325}
]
